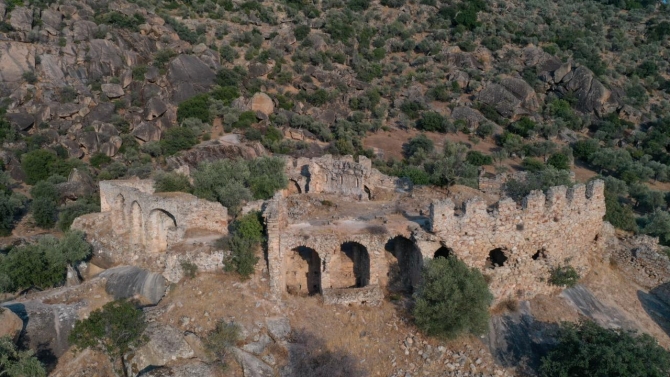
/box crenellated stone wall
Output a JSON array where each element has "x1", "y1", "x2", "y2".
[{"x1": 264, "y1": 177, "x2": 608, "y2": 305}]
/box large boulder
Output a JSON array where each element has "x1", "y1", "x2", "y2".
[
  {"x1": 0, "y1": 42, "x2": 35, "y2": 86},
  {"x1": 99, "y1": 266, "x2": 167, "y2": 305},
  {"x1": 144, "y1": 97, "x2": 168, "y2": 121},
  {"x1": 451, "y1": 107, "x2": 487, "y2": 128},
  {"x1": 101, "y1": 83, "x2": 124, "y2": 99},
  {"x1": 9, "y1": 7, "x2": 32, "y2": 32},
  {"x1": 561, "y1": 66, "x2": 617, "y2": 116},
  {"x1": 132, "y1": 122, "x2": 162, "y2": 142},
  {"x1": 167, "y1": 54, "x2": 216, "y2": 103},
  {"x1": 265, "y1": 317, "x2": 291, "y2": 341},
  {"x1": 88, "y1": 39, "x2": 126, "y2": 77},
  {"x1": 478, "y1": 78, "x2": 539, "y2": 119},
  {"x1": 40, "y1": 9, "x2": 63, "y2": 30},
  {"x1": 233, "y1": 348, "x2": 275, "y2": 377},
  {"x1": 5, "y1": 111, "x2": 35, "y2": 131},
  {"x1": 0, "y1": 308, "x2": 23, "y2": 343},
  {"x1": 124, "y1": 323, "x2": 194, "y2": 377},
  {"x1": 39, "y1": 54, "x2": 67, "y2": 87},
  {"x1": 2, "y1": 300, "x2": 83, "y2": 359},
  {"x1": 250, "y1": 92, "x2": 274, "y2": 116},
  {"x1": 72, "y1": 20, "x2": 97, "y2": 42}
]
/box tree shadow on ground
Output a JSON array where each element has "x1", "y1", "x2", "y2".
[
  {"x1": 281, "y1": 329, "x2": 368, "y2": 377},
  {"x1": 487, "y1": 301, "x2": 560, "y2": 374},
  {"x1": 638, "y1": 282, "x2": 670, "y2": 338}
]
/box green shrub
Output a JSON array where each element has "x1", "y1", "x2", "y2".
[
  {"x1": 31, "y1": 197, "x2": 57, "y2": 229},
  {"x1": 22, "y1": 71, "x2": 38, "y2": 84},
  {"x1": 90, "y1": 152, "x2": 112, "y2": 168},
  {"x1": 0, "y1": 231, "x2": 91, "y2": 292},
  {"x1": 177, "y1": 94, "x2": 211, "y2": 123},
  {"x1": 547, "y1": 152, "x2": 570, "y2": 170},
  {"x1": 221, "y1": 212, "x2": 264, "y2": 279},
  {"x1": 405, "y1": 134, "x2": 434, "y2": 157},
  {"x1": 294, "y1": 25, "x2": 311, "y2": 40},
  {"x1": 0, "y1": 336, "x2": 46, "y2": 377},
  {"x1": 234, "y1": 111, "x2": 257, "y2": 129},
  {"x1": 160, "y1": 127, "x2": 198, "y2": 156},
  {"x1": 540, "y1": 321, "x2": 670, "y2": 377},
  {"x1": 572, "y1": 139, "x2": 599, "y2": 161},
  {"x1": 548, "y1": 265, "x2": 580, "y2": 287},
  {"x1": 465, "y1": 151, "x2": 493, "y2": 166},
  {"x1": 0, "y1": 191, "x2": 27, "y2": 236},
  {"x1": 417, "y1": 111, "x2": 448, "y2": 132},
  {"x1": 413, "y1": 256, "x2": 492, "y2": 339},
  {"x1": 96, "y1": 11, "x2": 145, "y2": 31},
  {"x1": 400, "y1": 101, "x2": 426, "y2": 119},
  {"x1": 69, "y1": 300, "x2": 147, "y2": 369},
  {"x1": 604, "y1": 192, "x2": 637, "y2": 232},
  {"x1": 522, "y1": 157, "x2": 546, "y2": 172},
  {"x1": 154, "y1": 171, "x2": 193, "y2": 193},
  {"x1": 21, "y1": 150, "x2": 57, "y2": 185},
  {"x1": 509, "y1": 117, "x2": 536, "y2": 138},
  {"x1": 210, "y1": 86, "x2": 240, "y2": 106},
  {"x1": 504, "y1": 168, "x2": 573, "y2": 201}
]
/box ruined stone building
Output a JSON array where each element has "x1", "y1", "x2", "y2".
[
  {"x1": 265, "y1": 155, "x2": 607, "y2": 305},
  {"x1": 73, "y1": 156, "x2": 607, "y2": 306},
  {"x1": 73, "y1": 179, "x2": 228, "y2": 273}
]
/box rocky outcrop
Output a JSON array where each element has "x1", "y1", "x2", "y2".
[
  {"x1": 166, "y1": 140, "x2": 266, "y2": 169},
  {"x1": 167, "y1": 54, "x2": 216, "y2": 103},
  {"x1": 139, "y1": 362, "x2": 216, "y2": 377},
  {"x1": 124, "y1": 323, "x2": 194, "y2": 377},
  {"x1": 0, "y1": 42, "x2": 35, "y2": 88},
  {"x1": 99, "y1": 266, "x2": 167, "y2": 305},
  {"x1": 478, "y1": 78, "x2": 539, "y2": 119},
  {"x1": 0, "y1": 309, "x2": 23, "y2": 343},
  {"x1": 451, "y1": 106, "x2": 487, "y2": 128}
]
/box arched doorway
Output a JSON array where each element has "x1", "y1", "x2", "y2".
[
  {"x1": 130, "y1": 201, "x2": 144, "y2": 246},
  {"x1": 146, "y1": 209, "x2": 177, "y2": 252},
  {"x1": 288, "y1": 180, "x2": 301, "y2": 195},
  {"x1": 434, "y1": 246, "x2": 453, "y2": 259},
  {"x1": 486, "y1": 248, "x2": 508, "y2": 269},
  {"x1": 331, "y1": 242, "x2": 370, "y2": 288},
  {"x1": 385, "y1": 236, "x2": 423, "y2": 292},
  {"x1": 285, "y1": 246, "x2": 321, "y2": 295}
]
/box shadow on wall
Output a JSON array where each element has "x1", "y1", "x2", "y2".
[
  {"x1": 487, "y1": 301, "x2": 560, "y2": 373},
  {"x1": 638, "y1": 282, "x2": 670, "y2": 338}
]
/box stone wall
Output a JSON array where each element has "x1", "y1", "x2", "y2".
[
  {"x1": 98, "y1": 179, "x2": 228, "y2": 253},
  {"x1": 284, "y1": 155, "x2": 402, "y2": 200},
  {"x1": 264, "y1": 178, "x2": 608, "y2": 305}
]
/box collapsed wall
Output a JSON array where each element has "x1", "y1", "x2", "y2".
[
  {"x1": 72, "y1": 178, "x2": 229, "y2": 278},
  {"x1": 283, "y1": 154, "x2": 404, "y2": 200},
  {"x1": 265, "y1": 155, "x2": 608, "y2": 305}
]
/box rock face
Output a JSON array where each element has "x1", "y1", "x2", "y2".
[
  {"x1": 2, "y1": 300, "x2": 83, "y2": 358},
  {"x1": 0, "y1": 42, "x2": 35, "y2": 88},
  {"x1": 167, "y1": 54, "x2": 216, "y2": 103},
  {"x1": 478, "y1": 78, "x2": 539, "y2": 119},
  {"x1": 99, "y1": 266, "x2": 167, "y2": 305},
  {"x1": 0, "y1": 308, "x2": 23, "y2": 343},
  {"x1": 233, "y1": 348, "x2": 275, "y2": 377},
  {"x1": 101, "y1": 83, "x2": 124, "y2": 99},
  {"x1": 124, "y1": 323, "x2": 195, "y2": 377},
  {"x1": 250, "y1": 92, "x2": 274, "y2": 115}
]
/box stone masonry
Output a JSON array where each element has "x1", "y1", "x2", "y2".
[
  {"x1": 98, "y1": 179, "x2": 228, "y2": 253},
  {"x1": 264, "y1": 155, "x2": 608, "y2": 304}
]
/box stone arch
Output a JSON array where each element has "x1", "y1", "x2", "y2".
[
  {"x1": 112, "y1": 194, "x2": 125, "y2": 233},
  {"x1": 434, "y1": 246, "x2": 453, "y2": 259},
  {"x1": 364, "y1": 185, "x2": 372, "y2": 200},
  {"x1": 385, "y1": 236, "x2": 423, "y2": 292},
  {"x1": 288, "y1": 179, "x2": 302, "y2": 195},
  {"x1": 130, "y1": 201, "x2": 144, "y2": 246},
  {"x1": 486, "y1": 247, "x2": 509, "y2": 269},
  {"x1": 331, "y1": 241, "x2": 370, "y2": 288},
  {"x1": 285, "y1": 246, "x2": 321, "y2": 295},
  {"x1": 146, "y1": 208, "x2": 177, "y2": 253}
]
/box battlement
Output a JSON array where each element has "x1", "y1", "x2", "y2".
[{"x1": 431, "y1": 180, "x2": 605, "y2": 232}]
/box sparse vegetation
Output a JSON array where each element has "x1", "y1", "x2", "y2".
[
  {"x1": 0, "y1": 336, "x2": 46, "y2": 377},
  {"x1": 219, "y1": 212, "x2": 264, "y2": 279},
  {"x1": 548, "y1": 265, "x2": 580, "y2": 287}
]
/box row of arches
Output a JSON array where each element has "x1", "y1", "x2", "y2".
[
  {"x1": 284, "y1": 238, "x2": 552, "y2": 297},
  {"x1": 284, "y1": 237, "x2": 459, "y2": 297},
  {"x1": 112, "y1": 194, "x2": 178, "y2": 253}
]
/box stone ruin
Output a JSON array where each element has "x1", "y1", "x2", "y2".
[
  {"x1": 72, "y1": 178, "x2": 228, "y2": 275},
  {"x1": 265, "y1": 155, "x2": 608, "y2": 305},
  {"x1": 72, "y1": 155, "x2": 609, "y2": 306}
]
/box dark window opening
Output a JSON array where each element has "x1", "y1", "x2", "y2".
[
  {"x1": 532, "y1": 249, "x2": 546, "y2": 261},
  {"x1": 486, "y1": 248, "x2": 508, "y2": 269},
  {"x1": 434, "y1": 246, "x2": 453, "y2": 259}
]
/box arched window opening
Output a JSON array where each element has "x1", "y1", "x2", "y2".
[
  {"x1": 434, "y1": 246, "x2": 453, "y2": 259},
  {"x1": 332, "y1": 242, "x2": 370, "y2": 288},
  {"x1": 486, "y1": 248, "x2": 508, "y2": 269}
]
